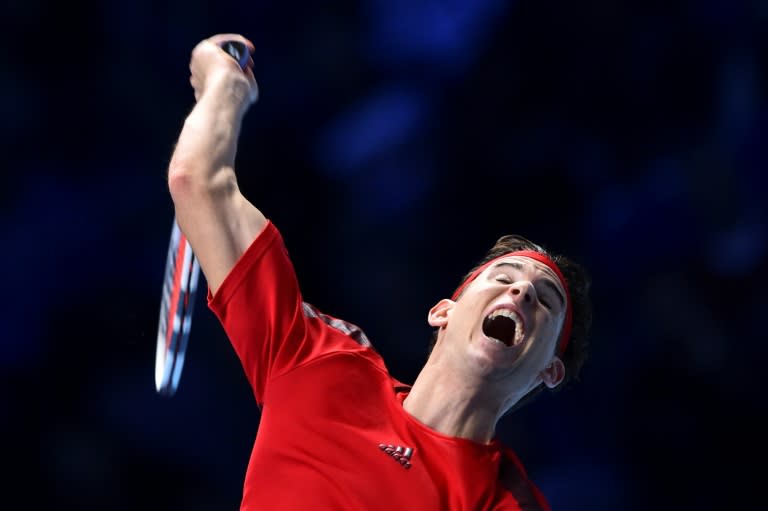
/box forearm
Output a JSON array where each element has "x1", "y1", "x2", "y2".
[{"x1": 167, "y1": 77, "x2": 249, "y2": 198}]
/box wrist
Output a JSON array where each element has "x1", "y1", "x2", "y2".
[{"x1": 199, "y1": 71, "x2": 255, "y2": 118}]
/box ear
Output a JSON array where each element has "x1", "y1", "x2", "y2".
[
  {"x1": 427, "y1": 299, "x2": 454, "y2": 328},
  {"x1": 540, "y1": 356, "x2": 565, "y2": 389}
]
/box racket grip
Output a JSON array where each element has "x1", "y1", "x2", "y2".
[{"x1": 219, "y1": 40, "x2": 250, "y2": 70}]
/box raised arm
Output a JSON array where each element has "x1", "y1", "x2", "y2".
[{"x1": 167, "y1": 33, "x2": 266, "y2": 294}]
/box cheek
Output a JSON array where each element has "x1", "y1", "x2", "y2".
[
  {"x1": 542, "y1": 308, "x2": 565, "y2": 328},
  {"x1": 534, "y1": 313, "x2": 562, "y2": 348},
  {"x1": 537, "y1": 310, "x2": 556, "y2": 329}
]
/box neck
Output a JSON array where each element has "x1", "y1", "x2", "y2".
[{"x1": 403, "y1": 357, "x2": 509, "y2": 444}]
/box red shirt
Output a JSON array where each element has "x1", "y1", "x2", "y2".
[{"x1": 208, "y1": 221, "x2": 551, "y2": 511}]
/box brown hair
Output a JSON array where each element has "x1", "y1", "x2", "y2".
[{"x1": 429, "y1": 234, "x2": 593, "y2": 412}]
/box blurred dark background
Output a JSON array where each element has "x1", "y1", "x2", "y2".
[{"x1": 1, "y1": 0, "x2": 766, "y2": 509}]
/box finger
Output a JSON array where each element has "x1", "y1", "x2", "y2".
[{"x1": 204, "y1": 34, "x2": 255, "y2": 65}]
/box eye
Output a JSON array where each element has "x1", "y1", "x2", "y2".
[
  {"x1": 496, "y1": 276, "x2": 512, "y2": 284},
  {"x1": 539, "y1": 296, "x2": 551, "y2": 309}
]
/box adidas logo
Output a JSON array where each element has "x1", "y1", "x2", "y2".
[{"x1": 378, "y1": 443, "x2": 414, "y2": 469}]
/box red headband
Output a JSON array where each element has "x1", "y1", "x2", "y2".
[{"x1": 451, "y1": 250, "x2": 573, "y2": 356}]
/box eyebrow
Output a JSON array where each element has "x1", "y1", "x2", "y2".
[{"x1": 493, "y1": 262, "x2": 566, "y2": 308}]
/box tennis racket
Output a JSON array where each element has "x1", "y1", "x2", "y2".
[{"x1": 155, "y1": 40, "x2": 251, "y2": 396}]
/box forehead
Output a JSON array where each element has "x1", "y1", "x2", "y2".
[{"x1": 485, "y1": 255, "x2": 564, "y2": 289}]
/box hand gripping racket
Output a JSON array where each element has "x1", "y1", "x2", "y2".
[{"x1": 155, "y1": 40, "x2": 251, "y2": 396}]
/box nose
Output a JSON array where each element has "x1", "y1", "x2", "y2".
[{"x1": 510, "y1": 280, "x2": 536, "y2": 304}]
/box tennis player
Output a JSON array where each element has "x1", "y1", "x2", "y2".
[{"x1": 168, "y1": 33, "x2": 593, "y2": 510}]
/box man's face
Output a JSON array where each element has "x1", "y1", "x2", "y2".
[{"x1": 430, "y1": 255, "x2": 567, "y2": 389}]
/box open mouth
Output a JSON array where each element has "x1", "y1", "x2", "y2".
[{"x1": 482, "y1": 309, "x2": 524, "y2": 347}]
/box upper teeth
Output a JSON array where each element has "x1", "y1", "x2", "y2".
[
  {"x1": 489, "y1": 308, "x2": 518, "y2": 320},
  {"x1": 488, "y1": 308, "x2": 524, "y2": 345}
]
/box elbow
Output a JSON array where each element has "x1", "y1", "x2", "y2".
[{"x1": 167, "y1": 165, "x2": 197, "y2": 204}]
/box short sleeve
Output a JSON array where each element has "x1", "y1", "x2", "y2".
[{"x1": 207, "y1": 221, "x2": 373, "y2": 404}]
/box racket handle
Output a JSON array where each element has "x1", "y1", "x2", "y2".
[{"x1": 219, "y1": 40, "x2": 250, "y2": 70}]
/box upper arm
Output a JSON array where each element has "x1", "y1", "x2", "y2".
[{"x1": 168, "y1": 167, "x2": 267, "y2": 295}]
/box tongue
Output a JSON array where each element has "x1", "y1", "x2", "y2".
[{"x1": 482, "y1": 315, "x2": 516, "y2": 347}]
